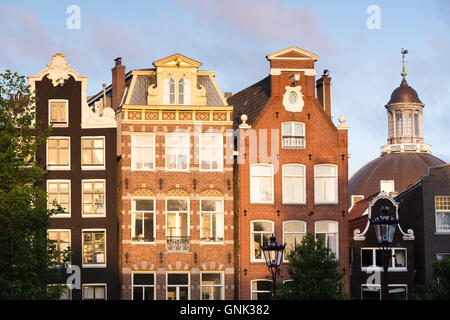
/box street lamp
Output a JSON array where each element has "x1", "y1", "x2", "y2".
[
  {"x1": 260, "y1": 235, "x2": 285, "y2": 300},
  {"x1": 370, "y1": 206, "x2": 399, "y2": 300}
]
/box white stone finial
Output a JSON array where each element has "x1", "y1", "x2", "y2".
[
  {"x1": 239, "y1": 114, "x2": 250, "y2": 129},
  {"x1": 337, "y1": 115, "x2": 349, "y2": 130}
]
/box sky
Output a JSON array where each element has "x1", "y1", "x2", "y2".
[{"x1": 0, "y1": 0, "x2": 449, "y2": 176}]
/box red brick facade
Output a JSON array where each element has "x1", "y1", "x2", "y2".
[{"x1": 229, "y1": 47, "x2": 350, "y2": 299}]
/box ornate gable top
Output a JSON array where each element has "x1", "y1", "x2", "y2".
[
  {"x1": 266, "y1": 46, "x2": 319, "y2": 61},
  {"x1": 152, "y1": 53, "x2": 202, "y2": 68}
]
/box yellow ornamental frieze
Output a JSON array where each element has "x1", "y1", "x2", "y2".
[
  {"x1": 131, "y1": 188, "x2": 155, "y2": 197},
  {"x1": 128, "y1": 111, "x2": 142, "y2": 120},
  {"x1": 162, "y1": 111, "x2": 176, "y2": 120},
  {"x1": 179, "y1": 111, "x2": 193, "y2": 121},
  {"x1": 196, "y1": 111, "x2": 210, "y2": 121},
  {"x1": 199, "y1": 188, "x2": 223, "y2": 197},
  {"x1": 213, "y1": 112, "x2": 227, "y2": 121},
  {"x1": 145, "y1": 111, "x2": 159, "y2": 120}
]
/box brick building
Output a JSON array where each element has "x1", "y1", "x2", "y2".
[
  {"x1": 227, "y1": 46, "x2": 350, "y2": 299},
  {"x1": 29, "y1": 54, "x2": 119, "y2": 299},
  {"x1": 90, "y1": 54, "x2": 235, "y2": 300}
]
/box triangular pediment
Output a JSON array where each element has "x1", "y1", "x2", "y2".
[
  {"x1": 266, "y1": 46, "x2": 318, "y2": 61},
  {"x1": 152, "y1": 53, "x2": 202, "y2": 68}
]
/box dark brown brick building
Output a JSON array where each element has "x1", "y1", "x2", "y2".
[
  {"x1": 227, "y1": 46, "x2": 350, "y2": 299},
  {"x1": 29, "y1": 54, "x2": 119, "y2": 300}
]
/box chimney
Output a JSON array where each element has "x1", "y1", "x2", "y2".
[
  {"x1": 316, "y1": 69, "x2": 332, "y2": 117},
  {"x1": 224, "y1": 92, "x2": 233, "y2": 99},
  {"x1": 112, "y1": 57, "x2": 125, "y2": 110}
]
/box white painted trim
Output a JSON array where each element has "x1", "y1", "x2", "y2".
[
  {"x1": 82, "y1": 283, "x2": 108, "y2": 300},
  {"x1": 81, "y1": 179, "x2": 106, "y2": 218},
  {"x1": 200, "y1": 271, "x2": 225, "y2": 300},
  {"x1": 131, "y1": 197, "x2": 156, "y2": 245},
  {"x1": 165, "y1": 271, "x2": 190, "y2": 300},
  {"x1": 131, "y1": 271, "x2": 156, "y2": 300},
  {"x1": 46, "y1": 136, "x2": 71, "y2": 171},
  {"x1": 270, "y1": 68, "x2": 317, "y2": 76}
]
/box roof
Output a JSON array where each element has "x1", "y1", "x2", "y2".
[
  {"x1": 387, "y1": 78, "x2": 423, "y2": 105},
  {"x1": 266, "y1": 46, "x2": 319, "y2": 61},
  {"x1": 226, "y1": 76, "x2": 271, "y2": 128},
  {"x1": 349, "y1": 152, "x2": 445, "y2": 199},
  {"x1": 348, "y1": 194, "x2": 377, "y2": 221}
]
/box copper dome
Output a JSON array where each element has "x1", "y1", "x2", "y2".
[
  {"x1": 387, "y1": 78, "x2": 423, "y2": 105},
  {"x1": 349, "y1": 152, "x2": 445, "y2": 198}
]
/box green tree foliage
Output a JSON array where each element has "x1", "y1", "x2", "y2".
[
  {"x1": 0, "y1": 70, "x2": 71, "y2": 299},
  {"x1": 412, "y1": 256, "x2": 450, "y2": 300},
  {"x1": 277, "y1": 232, "x2": 345, "y2": 300}
]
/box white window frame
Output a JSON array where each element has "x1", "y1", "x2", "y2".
[
  {"x1": 81, "y1": 136, "x2": 105, "y2": 170},
  {"x1": 283, "y1": 220, "x2": 306, "y2": 262},
  {"x1": 82, "y1": 229, "x2": 107, "y2": 268},
  {"x1": 81, "y1": 179, "x2": 106, "y2": 218},
  {"x1": 360, "y1": 247, "x2": 407, "y2": 272},
  {"x1": 351, "y1": 195, "x2": 364, "y2": 208},
  {"x1": 82, "y1": 283, "x2": 107, "y2": 300},
  {"x1": 132, "y1": 272, "x2": 156, "y2": 300},
  {"x1": 47, "y1": 179, "x2": 71, "y2": 218},
  {"x1": 250, "y1": 164, "x2": 274, "y2": 204},
  {"x1": 250, "y1": 279, "x2": 272, "y2": 300},
  {"x1": 46, "y1": 136, "x2": 70, "y2": 170},
  {"x1": 200, "y1": 198, "x2": 224, "y2": 244},
  {"x1": 315, "y1": 220, "x2": 339, "y2": 257},
  {"x1": 361, "y1": 284, "x2": 408, "y2": 300},
  {"x1": 131, "y1": 197, "x2": 156, "y2": 244},
  {"x1": 200, "y1": 271, "x2": 224, "y2": 300},
  {"x1": 380, "y1": 180, "x2": 395, "y2": 194},
  {"x1": 314, "y1": 164, "x2": 338, "y2": 204},
  {"x1": 166, "y1": 272, "x2": 190, "y2": 300},
  {"x1": 47, "y1": 229, "x2": 71, "y2": 264},
  {"x1": 199, "y1": 133, "x2": 223, "y2": 172},
  {"x1": 164, "y1": 77, "x2": 176, "y2": 105},
  {"x1": 281, "y1": 121, "x2": 305, "y2": 149},
  {"x1": 131, "y1": 133, "x2": 155, "y2": 171},
  {"x1": 48, "y1": 99, "x2": 68, "y2": 127},
  {"x1": 165, "y1": 133, "x2": 190, "y2": 172},
  {"x1": 435, "y1": 196, "x2": 450, "y2": 234},
  {"x1": 250, "y1": 220, "x2": 274, "y2": 263},
  {"x1": 282, "y1": 164, "x2": 306, "y2": 204}
]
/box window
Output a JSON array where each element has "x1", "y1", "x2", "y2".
[
  {"x1": 47, "y1": 180, "x2": 70, "y2": 217},
  {"x1": 166, "y1": 199, "x2": 189, "y2": 252},
  {"x1": 389, "y1": 111, "x2": 394, "y2": 137},
  {"x1": 283, "y1": 221, "x2": 306, "y2": 261},
  {"x1": 251, "y1": 280, "x2": 272, "y2": 300},
  {"x1": 82, "y1": 180, "x2": 105, "y2": 217},
  {"x1": 178, "y1": 78, "x2": 191, "y2": 105},
  {"x1": 167, "y1": 273, "x2": 189, "y2": 300},
  {"x1": 395, "y1": 111, "x2": 402, "y2": 136},
  {"x1": 132, "y1": 273, "x2": 155, "y2": 300},
  {"x1": 361, "y1": 285, "x2": 407, "y2": 300},
  {"x1": 163, "y1": 77, "x2": 190, "y2": 105},
  {"x1": 380, "y1": 180, "x2": 395, "y2": 194},
  {"x1": 81, "y1": 137, "x2": 105, "y2": 168},
  {"x1": 47, "y1": 230, "x2": 71, "y2": 263},
  {"x1": 47, "y1": 137, "x2": 70, "y2": 169},
  {"x1": 314, "y1": 165, "x2": 338, "y2": 204},
  {"x1": 414, "y1": 113, "x2": 419, "y2": 136},
  {"x1": 405, "y1": 112, "x2": 412, "y2": 136},
  {"x1": 251, "y1": 220, "x2": 273, "y2": 262},
  {"x1": 82, "y1": 230, "x2": 106, "y2": 267},
  {"x1": 200, "y1": 133, "x2": 223, "y2": 171},
  {"x1": 131, "y1": 134, "x2": 155, "y2": 170},
  {"x1": 47, "y1": 284, "x2": 71, "y2": 300},
  {"x1": 82, "y1": 284, "x2": 106, "y2": 300},
  {"x1": 132, "y1": 199, "x2": 155, "y2": 243},
  {"x1": 250, "y1": 164, "x2": 273, "y2": 203},
  {"x1": 282, "y1": 164, "x2": 305, "y2": 204},
  {"x1": 361, "y1": 248, "x2": 406, "y2": 271},
  {"x1": 281, "y1": 122, "x2": 305, "y2": 148},
  {"x1": 200, "y1": 199, "x2": 224, "y2": 243},
  {"x1": 315, "y1": 220, "x2": 338, "y2": 257},
  {"x1": 437, "y1": 253, "x2": 450, "y2": 260},
  {"x1": 166, "y1": 133, "x2": 189, "y2": 171},
  {"x1": 201, "y1": 273, "x2": 223, "y2": 300},
  {"x1": 435, "y1": 196, "x2": 450, "y2": 233},
  {"x1": 49, "y1": 100, "x2": 68, "y2": 126},
  {"x1": 351, "y1": 195, "x2": 364, "y2": 207}
]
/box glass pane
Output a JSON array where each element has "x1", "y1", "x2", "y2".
[
  {"x1": 133, "y1": 286, "x2": 143, "y2": 300},
  {"x1": 136, "y1": 200, "x2": 154, "y2": 211},
  {"x1": 284, "y1": 221, "x2": 305, "y2": 233},
  {"x1": 167, "y1": 273, "x2": 188, "y2": 285},
  {"x1": 316, "y1": 165, "x2": 336, "y2": 176},
  {"x1": 388, "y1": 286, "x2": 407, "y2": 300},
  {"x1": 361, "y1": 249, "x2": 373, "y2": 267},
  {"x1": 252, "y1": 221, "x2": 272, "y2": 232},
  {"x1": 93, "y1": 149, "x2": 103, "y2": 164},
  {"x1": 179, "y1": 287, "x2": 188, "y2": 300},
  {"x1": 133, "y1": 135, "x2": 153, "y2": 146},
  {"x1": 395, "y1": 250, "x2": 406, "y2": 267},
  {"x1": 201, "y1": 200, "x2": 221, "y2": 212},
  {"x1": 253, "y1": 234, "x2": 262, "y2": 259},
  {"x1": 362, "y1": 287, "x2": 380, "y2": 300},
  {"x1": 144, "y1": 212, "x2": 154, "y2": 242},
  {"x1": 167, "y1": 287, "x2": 176, "y2": 300},
  {"x1": 167, "y1": 199, "x2": 188, "y2": 211},
  {"x1": 144, "y1": 287, "x2": 154, "y2": 300},
  {"x1": 84, "y1": 287, "x2": 94, "y2": 300},
  {"x1": 202, "y1": 273, "x2": 221, "y2": 285},
  {"x1": 94, "y1": 286, "x2": 105, "y2": 299},
  {"x1": 284, "y1": 165, "x2": 303, "y2": 176},
  {"x1": 293, "y1": 123, "x2": 304, "y2": 136},
  {"x1": 134, "y1": 274, "x2": 154, "y2": 285},
  {"x1": 282, "y1": 123, "x2": 291, "y2": 135}
]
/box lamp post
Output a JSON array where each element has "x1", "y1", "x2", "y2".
[
  {"x1": 260, "y1": 235, "x2": 285, "y2": 300},
  {"x1": 370, "y1": 206, "x2": 399, "y2": 300}
]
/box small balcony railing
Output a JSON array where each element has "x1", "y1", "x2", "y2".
[
  {"x1": 282, "y1": 136, "x2": 305, "y2": 149},
  {"x1": 166, "y1": 236, "x2": 190, "y2": 252}
]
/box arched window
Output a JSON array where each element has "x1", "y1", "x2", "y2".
[
  {"x1": 282, "y1": 164, "x2": 305, "y2": 204},
  {"x1": 250, "y1": 220, "x2": 274, "y2": 262},
  {"x1": 315, "y1": 220, "x2": 339, "y2": 257},
  {"x1": 283, "y1": 220, "x2": 306, "y2": 261},
  {"x1": 164, "y1": 77, "x2": 176, "y2": 105},
  {"x1": 251, "y1": 280, "x2": 272, "y2": 300},
  {"x1": 281, "y1": 122, "x2": 305, "y2": 148},
  {"x1": 250, "y1": 164, "x2": 273, "y2": 203},
  {"x1": 314, "y1": 164, "x2": 338, "y2": 204},
  {"x1": 395, "y1": 111, "x2": 402, "y2": 136},
  {"x1": 178, "y1": 78, "x2": 190, "y2": 105}
]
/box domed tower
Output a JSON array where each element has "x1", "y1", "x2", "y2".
[{"x1": 349, "y1": 49, "x2": 445, "y2": 204}]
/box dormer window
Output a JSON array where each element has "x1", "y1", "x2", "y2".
[
  {"x1": 49, "y1": 100, "x2": 68, "y2": 126},
  {"x1": 282, "y1": 122, "x2": 305, "y2": 149},
  {"x1": 164, "y1": 77, "x2": 190, "y2": 105}
]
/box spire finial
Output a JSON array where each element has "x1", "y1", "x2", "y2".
[{"x1": 401, "y1": 48, "x2": 408, "y2": 78}]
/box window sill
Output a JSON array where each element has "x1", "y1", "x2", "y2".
[
  {"x1": 82, "y1": 166, "x2": 106, "y2": 171},
  {"x1": 131, "y1": 168, "x2": 155, "y2": 172},
  {"x1": 82, "y1": 214, "x2": 106, "y2": 218},
  {"x1": 435, "y1": 231, "x2": 450, "y2": 235},
  {"x1": 361, "y1": 267, "x2": 407, "y2": 272},
  {"x1": 50, "y1": 124, "x2": 69, "y2": 128},
  {"x1": 132, "y1": 242, "x2": 156, "y2": 245},
  {"x1": 249, "y1": 202, "x2": 274, "y2": 205},
  {"x1": 199, "y1": 169, "x2": 224, "y2": 172},
  {"x1": 199, "y1": 242, "x2": 225, "y2": 245},
  {"x1": 165, "y1": 169, "x2": 190, "y2": 172},
  {"x1": 50, "y1": 214, "x2": 71, "y2": 218},
  {"x1": 282, "y1": 202, "x2": 306, "y2": 206},
  {"x1": 47, "y1": 166, "x2": 71, "y2": 171},
  {"x1": 82, "y1": 264, "x2": 106, "y2": 269},
  {"x1": 314, "y1": 202, "x2": 339, "y2": 205}
]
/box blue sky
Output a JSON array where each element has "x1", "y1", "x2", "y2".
[{"x1": 1, "y1": 0, "x2": 449, "y2": 176}]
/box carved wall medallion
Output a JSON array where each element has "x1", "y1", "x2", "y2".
[{"x1": 282, "y1": 86, "x2": 304, "y2": 112}]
